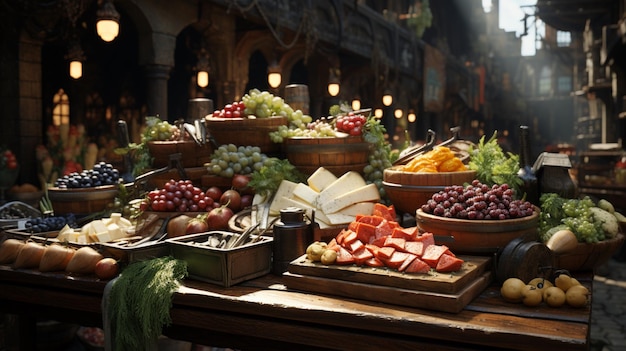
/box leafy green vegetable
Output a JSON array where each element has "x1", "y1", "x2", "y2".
[
  {"x1": 108, "y1": 256, "x2": 188, "y2": 351},
  {"x1": 248, "y1": 158, "x2": 305, "y2": 197},
  {"x1": 468, "y1": 131, "x2": 522, "y2": 196}
]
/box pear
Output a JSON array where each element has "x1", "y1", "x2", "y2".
[{"x1": 565, "y1": 285, "x2": 590, "y2": 308}]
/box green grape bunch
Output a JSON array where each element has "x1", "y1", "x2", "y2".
[
  {"x1": 205, "y1": 144, "x2": 272, "y2": 177},
  {"x1": 539, "y1": 193, "x2": 608, "y2": 243}
]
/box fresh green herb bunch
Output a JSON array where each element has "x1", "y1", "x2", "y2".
[{"x1": 468, "y1": 131, "x2": 522, "y2": 197}]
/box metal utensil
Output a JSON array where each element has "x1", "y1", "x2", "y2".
[{"x1": 393, "y1": 129, "x2": 437, "y2": 166}]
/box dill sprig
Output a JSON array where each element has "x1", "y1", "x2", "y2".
[{"x1": 108, "y1": 256, "x2": 188, "y2": 351}]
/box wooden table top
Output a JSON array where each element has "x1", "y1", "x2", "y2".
[{"x1": 0, "y1": 265, "x2": 591, "y2": 351}]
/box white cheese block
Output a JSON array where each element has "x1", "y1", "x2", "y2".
[
  {"x1": 292, "y1": 183, "x2": 319, "y2": 206},
  {"x1": 324, "y1": 211, "x2": 357, "y2": 225},
  {"x1": 96, "y1": 231, "x2": 113, "y2": 243},
  {"x1": 106, "y1": 222, "x2": 125, "y2": 241},
  {"x1": 336, "y1": 202, "x2": 376, "y2": 217},
  {"x1": 269, "y1": 180, "x2": 299, "y2": 215},
  {"x1": 321, "y1": 183, "x2": 381, "y2": 214},
  {"x1": 315, "y1": 171, "x2": 367, "y2": 209},
  {"x1": 307, "y1": 167, "x2": 338, "y2": 192}
]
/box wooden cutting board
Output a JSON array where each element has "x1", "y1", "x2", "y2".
[
  {"x1": 287, "y1": 255, "x2": 491, "y2": 294},
  {"x1": 284, "y1": 255, "x2": 493, "y2": 313},
  {"x1": 282, "y1": 271, "x2": 492, "y2": 313}
]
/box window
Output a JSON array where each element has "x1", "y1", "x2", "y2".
[
  {"x1": 539, "y1": 66, "x2": 552, "y2": 95},
  {"x1": 52, "y1": 89, "x2": 69, "y2": 126},
  {"x1": 556, "y1": 31, "x2": 571, "y2": 47},
  {"x1": 557, "y1": 76, "x2": 571, "y2": 93}
]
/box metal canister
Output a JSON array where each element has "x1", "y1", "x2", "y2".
[{"x1": 272, "y1": 207, "x2": 313, "y2": 274}]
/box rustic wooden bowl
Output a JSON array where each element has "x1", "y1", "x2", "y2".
[
  {"x1": 283, "y1": 135, "x2": 371, "y2": 177},
  {"x1": 47, "y1": 185, "x2": 118, "y2": 215},
  {"x1": 205, "y1": 116, "x2": 287, "y2": 155},
  {"x1": 382, "y1": 168, "x2": 476, "y2": 215},
  {"x1": 147, "y1": 140, "x2": 213, "y2": 168},
  {"x1": 415, "y1": 208, "x2": 540, "y2": 254},
  {"x1": 553, "y1": 233, "x2": 625, "y2": 272}
]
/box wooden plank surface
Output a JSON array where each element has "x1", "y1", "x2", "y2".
[
  {"x1": 287, "y1": 254, "x2": 491, "y2": 294},
  {"x1": 282, "y1": 271, "x2": 492, "y2": 313}
]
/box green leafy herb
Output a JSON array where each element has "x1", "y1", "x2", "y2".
[
  {"x1": 468, "y1": 131, "x2": 522, "y2": 195},
  {"x1": 108, "y1": 256, "x2": 188, "y2": 351},
  {"x1": 248, "y1": 158, "x2": 305, "y2": 197}
]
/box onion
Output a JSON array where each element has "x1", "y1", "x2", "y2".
[
  {"x1": 167, "y1": 214, "x2": 192, "y2": 238},
  {"x1": 207, "y1": 205, "x2": 234, "y2": 231},
  {"x1": 66, "y1": 246, "x2": 104, "y2": 274},
  {"x1": 95, "y1": 257, "x2": 119, "y2": 280},
  {"x1": 13, "y1": 241, "x2": 46, "y2": 269},
  {"x1": 39, "y1": 243, "x2": 76, "y2": 272},
  {"x1": 0, "y1": 239, "x2": 25, "y2": 264},
  {"x1": 186, "y1": 215, "x2": 208, "y2": 235}
]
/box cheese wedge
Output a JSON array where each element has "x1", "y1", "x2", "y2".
[
  {"x1": 293, "y1": 183, "x2": 319, "y2": 206},
  {"x1": 281, "y1": 196, "x2": 332, "y2": 225},
  {"x1": 315, "y1": 171, "x2": 367, "y2": 209},
  {"x1": 307, "y1": 167, "x2": 338, "y2": 192},
  {"x1": 337, "y1": 202, "x2": 376, "y2": 217},
  {"x1": 321, "y1": 183, "x2": 381, "y2": 214},
  {"x1": 269, "y1": 180, "x2": 299, "y2": 215}
]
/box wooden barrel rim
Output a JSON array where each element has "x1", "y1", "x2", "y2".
[
  {"x1": 496, "y1": 237, "x2": 526, "y2": 283},
  {"x1": 285, "y1": 142, "x2": 370, "y2": 153}
]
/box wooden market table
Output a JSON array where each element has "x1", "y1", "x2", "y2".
[{"x1": 0, "y1": 264, "x2": 591, "y2": 351}]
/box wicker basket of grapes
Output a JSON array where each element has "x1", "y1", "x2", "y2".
[{"x1": 415, "y1": 180, "x2": 539, "y2": 254}]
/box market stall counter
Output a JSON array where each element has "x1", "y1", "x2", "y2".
[{"x1": 0, "y1": 264, "x2": 591, "y2": 351}]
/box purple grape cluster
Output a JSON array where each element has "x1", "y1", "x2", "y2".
[{"x1": 420, "y1": 180, "x2": 534, "y2": 220}]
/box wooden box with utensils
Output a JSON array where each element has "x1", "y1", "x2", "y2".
[{"x1": 166, "y1": 231, "x2": 273, "y2": 287}]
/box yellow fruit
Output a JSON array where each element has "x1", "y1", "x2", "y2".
[
  {"x1": 500, "y1": 278, "x2": 526, "y2": 303},
  {"x1": 320, "y1": 249, "x2": 338, "y2": 265},
  {"x1": 570, "y1": 277, "x2": 582, "y2": 287},
  {"x1": 528, "y1": 277, "x2": 554, "y2": 292},
  {"x1": 543, "y1": 286, "x2": 566, "y2": 307},
  {"x1": 306, "y1": 242, "x2": 327, "y2": 262},
  {"x1": 555, "y1": 274, "x2": 576, "y2": 292},
  {"x1": 566, "y1": 285, "x2": 590, "y2": 308},
  {"x1": 521, "y1": 284, "x2": 543, "y2": 307}
]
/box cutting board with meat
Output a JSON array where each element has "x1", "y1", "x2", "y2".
[
  {"x1": 287, "y1": 254, "x2": 492, "y2": 294},
  {"x1": 283, "y1": 258, "x2": 492, "y2": 313}
]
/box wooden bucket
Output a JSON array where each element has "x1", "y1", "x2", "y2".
[
  {"x1": 205, "y1": 116, "x2": 287, "y2": 155},
  {"x1": 47, "y1": 185, "x2": 118, "y2": 216},
  {"x1": 283, "y1": 136, "x2": 370, "y2": 177},
  {"x1": 284, "y1": 84, "x2": 310, "y2": 115},
  {"x1": 147, "y1": 141, "x2": 213, "y2": 168}
]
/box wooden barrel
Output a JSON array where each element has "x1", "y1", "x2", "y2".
[
  {"x1": 205, "y1": 116, "x2": 287, "y2": 155},
  {"x1": 284, "y1": 84, "x2": 310, "y2": 115},
  {"x1": 147, "y1": 140, "x2": 213, "y2": 168},
  {"x1": 495, "y1": 237, "x2": 554, "y2": 284},
  {"x1": 283, "y1": 136, "x2": 370, "y2": 177}
]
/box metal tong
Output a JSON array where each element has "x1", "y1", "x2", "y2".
[
  {"x1": 393, "y1": 126, "x2": 461, "y2": 166},
  {"x1": 124, "y1": 153, "x2": 188, "y2": 191}
]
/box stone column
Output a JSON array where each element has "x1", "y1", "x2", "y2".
[{"x1": 143, "y1": 64, "x2": 171, "y2": 120}]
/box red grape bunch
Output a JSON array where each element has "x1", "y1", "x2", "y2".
[
  {"x1": 335, "y1": 112, "x2": 367, "y2": 136},
  {"x1": 420, "y1": 180, "x2": 534, "y2": 220}
]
